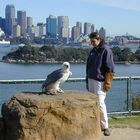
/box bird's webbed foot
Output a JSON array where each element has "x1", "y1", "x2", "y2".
[{"x1": 43, "y1": 89, "x2": 58, "y2": 95}]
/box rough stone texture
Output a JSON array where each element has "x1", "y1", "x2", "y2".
[{"x1": 2, "y1": 90, "x2": 101, "y2": 140}]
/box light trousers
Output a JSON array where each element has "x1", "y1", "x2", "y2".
[{"x1": 88, "y1": 78, "x2": 109, "y2": 129}]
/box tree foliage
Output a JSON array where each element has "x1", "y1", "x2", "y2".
[{"x1": 2, "y1": 45, "x2": 140, "y2": 63}]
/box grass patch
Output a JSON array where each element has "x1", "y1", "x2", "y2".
[{"x1": 109, "y1": 114, "x2": 140, "y2": 129}]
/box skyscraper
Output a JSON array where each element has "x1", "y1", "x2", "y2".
[
  {"x1": 46, "y1": 15, "x2": 57, "y2": 38},
  {"x1": 17, "y1": 10, "x2": 26, "y2": 37},
  {"x1": 27, "y1": 17, "x2": 33, "y2": 27},
  {"x1": 0, "y1": 17, "x2": 6, "y2": 33},
  {"x1": 91, "y1": 24, "x2": 94, "y2": 33},
  {"x1": 84, "y1": 22, "x2": 94, "y2": 35},
  {"x1": 13, "y1": 25, "x2": 21, "y2": 37},
  {"x1": 99, "y1": 27, "x2": 106, "y2": 39},
  {"x1": 37, "y1": 22, "x2": 45, "y2": 37},
  {"x1": 5, "y1": 5, "x2": 16, "y2": 36},
  {"x1": 71, "y1": 26, "x2": 81, "y2": 42},
  {"x1": 58, "y1": 16, "x2": 69, "y2": 40},
  {"x1": 76, "y1": 21, "x2": 82, "y2": 35},
  {"x1": 27, "y1": 17, "x2": 33, "y2": 35}
]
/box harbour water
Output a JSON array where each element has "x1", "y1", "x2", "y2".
[{"x1": 0, "y1": 45, "x2": 140, "y2": 114}]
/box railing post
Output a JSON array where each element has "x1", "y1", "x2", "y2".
[{"x1": 127, "y1": 77, "x2": 132, "y2": 115}]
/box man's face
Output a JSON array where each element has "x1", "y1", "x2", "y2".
[{"x1": 90, "y1": 38, "x2": 100, "y2": 47}]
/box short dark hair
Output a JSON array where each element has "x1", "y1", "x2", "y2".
[
  {"x1": 89, "y1": 32, "x2": 100, "y2": 39},
  {"x1": 89, "y1": 32, "x2": 105, "y2": 45}
]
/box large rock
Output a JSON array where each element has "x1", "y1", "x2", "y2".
[{"x1": 2, "y1": 90, "x2": 101, "y2": 140}]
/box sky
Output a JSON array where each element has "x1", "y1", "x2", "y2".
[{"x1": 1, "y1": 0, "x2": 140, "y2": 37}]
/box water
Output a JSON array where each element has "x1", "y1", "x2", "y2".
[
  {"x1": 0, "y1": 45, "x2": 140, "y2": 114},
  {"x1": 0, "y1": 62, "x2": 140, "y2": 80}
]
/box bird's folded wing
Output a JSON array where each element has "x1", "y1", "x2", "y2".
[{"x1": 44, "y1": 68, "x2": 63, "y2": 86}]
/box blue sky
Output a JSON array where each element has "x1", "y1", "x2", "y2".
[{"x1": 1, "y1": 0, "x2": 140, "y2": 37}]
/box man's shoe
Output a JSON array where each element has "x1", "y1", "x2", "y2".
[{"x1": 103, "y1": 128, "x2": 111, "y2": 136}]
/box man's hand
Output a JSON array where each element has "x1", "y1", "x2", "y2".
[{"x1": 103, "y1": 72, "x2": 114, "y2": 92}]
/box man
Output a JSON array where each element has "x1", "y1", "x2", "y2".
[{"x1": 86, "y1": 32, "x2": 114, "y2": 136}]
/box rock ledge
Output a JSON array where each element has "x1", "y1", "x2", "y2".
[{"x1": 1, "y1": 90, "x2": 101, "y2": 140}]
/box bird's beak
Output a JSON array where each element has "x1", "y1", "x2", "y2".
[{"x1": 64, "y1": 65, "x2": 68, "y2": 68}]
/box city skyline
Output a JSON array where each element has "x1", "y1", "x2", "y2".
[{"x1": 1, "y1": 0, "x2": 140, "y2": 37}]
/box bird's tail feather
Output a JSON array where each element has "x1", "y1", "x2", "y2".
[{"x1": 41, "y1": 82, "x2": 46, "y2": 92}]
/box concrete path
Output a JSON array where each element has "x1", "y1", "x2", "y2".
[{"x1": 99, "y1": 128, "x2": 140, "y2": 140}]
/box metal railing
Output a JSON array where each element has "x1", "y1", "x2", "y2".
[
  {"x1": 0, "y1": 78, "x2": 85, "y2": 84},
  {"x1": 0, "y1": 76, "x2": 140, "y2": 116}
]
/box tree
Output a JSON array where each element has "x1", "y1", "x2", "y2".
[
  {"x1": 111, "y1": 46, "x2": 121, "y2": 61},
  {"x1": 120, "y1": 48, "x2": 133, "y2": 61},
  {"x1": 135, "y1": 49, "x2": 140, "y2": 60}
]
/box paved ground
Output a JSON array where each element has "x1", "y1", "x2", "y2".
[{"x1": 99, "y1": 128, "x2": 140, "y2": 140}]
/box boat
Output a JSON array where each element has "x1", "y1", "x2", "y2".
[{"x1": 0, "y1": 40, "x2": 10, "y2": 47}]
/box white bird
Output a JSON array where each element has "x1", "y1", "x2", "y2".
[{"x1": 42, "y1": 62, "x2": 72, "y2": 95}]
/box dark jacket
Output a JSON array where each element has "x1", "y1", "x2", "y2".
[{"x1": 86, "y1": 45, "x2": 114, "y2": 82}]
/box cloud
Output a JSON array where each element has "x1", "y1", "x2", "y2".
[{"x1": 82, "y1": 0, "x2": 140, "y2": 11}]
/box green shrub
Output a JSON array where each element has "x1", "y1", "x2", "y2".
[{"x1": 132, "y1": 96, "x2": 140, "y2": 110}]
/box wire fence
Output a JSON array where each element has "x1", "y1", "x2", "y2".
[{"x1": 0, "y1": 76, "x2": 140, "y2": 116}]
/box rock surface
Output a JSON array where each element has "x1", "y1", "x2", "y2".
[{"x1": 1, "y1": 90, "x2": 101, "y2": 140}]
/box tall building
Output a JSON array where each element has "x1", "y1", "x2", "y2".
[
  {"x1": 76, "y1": 21, "x2": 82, "y2": 34},
  {"x1": 17, "y1": 10, "x2": 26, "y2": 37},
  {"x1": 34, "y1": 26, "x2": 40, "y2": 37},
  {"x1": 71, "y1": 26, "x2": 81, "y2": 42},
  {"x1": 84, "y1": 22, "x2": 94, "y2": 35},
  {"x1": 28, "y1": 25, "x2": 35, "y2": 39},
  {"x1": 27, "y1": 17, "x2": 33, "y2": 27},
  {"x1": 91, "y1": 24, "x2": 94, "y2": 33},
  {"x1": 99, "y1": 27, "x2": 106, "y2": 39},
  {"x1": 0, "y1": 17, "x2": 6, "y2": 33},
  {"x1": 37, "y1": 22, "x2": 45, "y2": 37},
  {"x1": 5, "y1": 5, "x2": 16, "y2": 36},
  {"x1": 46, "y1": 15, "x2": 57, "y2": 38},
  {"x1": 13, "y1": 25, "x2": 21, "y2": 37},
  {"x1": 58, "y1": 16, "x2": 69, "y2": 40},
  {"x1": 27, "y1": 17, "x2": 33, "y2": 35}
]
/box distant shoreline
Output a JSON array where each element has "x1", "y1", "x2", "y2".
[
  {"x1": 115, "y1": 61, "x2": 140, "y2": 64},
  {"x1": 1, "y1": 59, "x2": 140, "y2": 64}
]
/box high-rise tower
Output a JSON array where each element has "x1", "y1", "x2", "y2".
[
  {"x1": 27, "y1": 17, "x2": 33, "y2": 35},
  {"x1": 84, "y1": 22, "x2": 94, "y2": 35},
  {"x1": 17, "y1": 10, "x2": 26, "y2": 37},
  {"x1": 58, "y1": 16, "x2": 69, "y2": 40},
  {"x1": 0, "y1": 17, "x2": 6, "y2": 33},
  {"x1": 99, "y1": 27, "x2": 106, "y2": 39},
  {"x1": 76, "y1": 21, "x2": 82, "y2": 35},
  {"x1": 46, "y1": 15, "x2": 57, "y2": 38},
  {"x1": 5, "y1": 5, "x2": 16, "y2": 36},
  {"x1": 71, "y1": 26, "x2": 81, "y2": 42}
]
